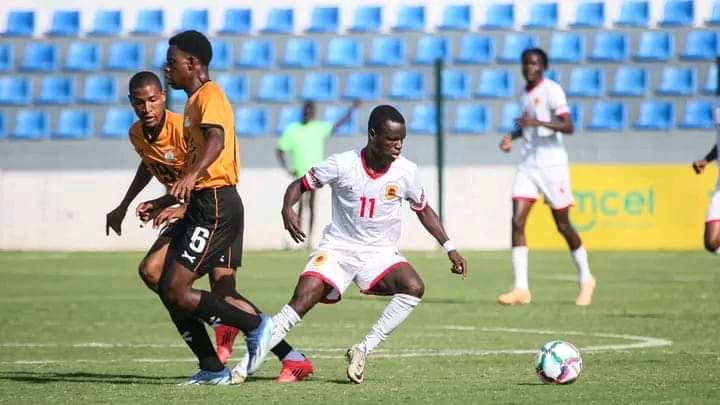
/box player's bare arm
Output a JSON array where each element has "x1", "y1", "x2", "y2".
[
  {"x1": 170, "y1": 125, "x2": 225, "y2": 202},
  {"x1": 136, "y1": 193, "x2": 179, "y2": 223},
  {"x1": 106, "y1": 161, "x2": 153, "y2": 236},
  {"x1": 152, "y1": 204, "x2": 187, "y2": 229},
  {"x1": 281, "y1": 178, "x2": 307, "y2": 243},
  {"x1": 515, "y1": 113, "x2": 574, "y2": 135},
  {"x1": 693, "y1": 146, "x2": 718, "y2": 174},
  {"x1": 415, "y1": 204, "x2": 467, "y2": 278},
  {"x1": 331, "y1": 100, "x2": 362, "y2": 133},
  {"x1": 275, "y1": 149, "x2": 295, "y2": 176}
]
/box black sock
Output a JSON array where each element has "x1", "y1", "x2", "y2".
[
  {"x1": 195, "y1": 291, "x2": 261, "y2": 334},
  {"x1": 272, "y1": 340, "x2": 293, "y2": 360},
  {"x1": 168, "y1": 307, "x2": 224, "y2": 372}
]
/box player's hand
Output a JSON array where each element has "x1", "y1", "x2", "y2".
[
  {"x1": 448, "y1": 250, "x2": 467, "y2": 279},
  {"x1": 170, "y1": 171, "x2": 199, "y2": 203},
  {"x1": 499, "y1": 135, "x2": 512, "y2": 153},
  {"x1": 153, "y1": 205, "x2": 187, "y2": 229},
  {"x1": 693, "y1": 159, "x2": 708, "y2": 174},
  {"x1": 135, "y1": 201, "x2": 155, "y2": 223},
  {"x1": 105, "y1": 205, "x2": 127, "y2": 236},
  {"x1": 282, "y1": 207, "x2": 306, "y2": 243},
  {"x1": 515, "y1": 115, "x2": 539, "y2": 129}
]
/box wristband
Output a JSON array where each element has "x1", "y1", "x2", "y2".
[{"x1": 442, "y1": 240, "x2": 456, "y2": 253}]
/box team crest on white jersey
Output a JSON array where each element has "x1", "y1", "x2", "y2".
[{"x1": 383, "y1": 183, "x2": 401, "y2": 201}]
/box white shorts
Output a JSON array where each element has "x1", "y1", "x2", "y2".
[
  {"x1": 512, "y1": 165, "x2": 575, "y2": 210},
  {"x1": 300, "y1": 247, "x2": 409, "y2": 304},
  {"x1": 706, "y1": 189, "x2": 720, "y2": 223}
]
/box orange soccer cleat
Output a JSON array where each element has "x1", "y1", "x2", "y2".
[
  {"x1": 497, "y1": 288, "x2": 532, "y2": 305},
  {"x1": 277, "y1": 356, "x2": 314, "y2": 383},
  {"x1": 215, "y1": 324, "x2": 240, "y2": 364}
]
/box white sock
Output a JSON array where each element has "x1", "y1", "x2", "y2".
[
  {"x1": 511, "y1": 246, "x2": 529, "y2": 290},
  {"x1": 715, "y1": 246, "x2": 720, "y2": 255},
  {"x1": 571, "y1": 246, "x2": 593, "y2": 284},
  {"x1": 360, "y1": 293, "x2": 421, "y2": 354}
]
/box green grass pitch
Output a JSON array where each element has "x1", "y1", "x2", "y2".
[{"x1": 0, "y1": 250, "x2": 718, "y2": 404}]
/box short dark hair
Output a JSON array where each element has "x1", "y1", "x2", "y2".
[
  {"x1": 521, "y1": 47, "x2": 549, "y2": 69},
  {"x1": 369, "y1": 105, "x2": 405, "y2": 133},
  {"x1": 168, "y1": 30, "x2": 212, "y2": 66},
  {"x1": 128, "y1": 71, "x2": 163, "y2": 94}
]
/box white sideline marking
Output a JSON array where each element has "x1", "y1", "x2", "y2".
[{"x1": 0, "y1": 325, "x2": 672, "y2": 365}]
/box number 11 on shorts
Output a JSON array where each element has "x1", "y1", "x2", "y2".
[{"x1": 359, "y1": 196, "x2": 375, "y2": 218}]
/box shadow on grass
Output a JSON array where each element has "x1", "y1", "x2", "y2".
[{"x1": 0, "y1": 371, "x2": 185, "y2": 385}]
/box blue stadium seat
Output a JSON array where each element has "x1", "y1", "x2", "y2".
[
  {"x1": 89, "y1": 10, "x2": 121, "y2": 36},
  {"x1": 151, "y1": 41, "x2": 168, "y2": 69},
  {"x1": 54, "y1": 109, "x2": 92, "y2": 140},
  {"x1": 180, "y1": 9, "x2": 208, "y2": 33},
  {"x1": 570, "y1": 1, "x2": 604, "y2": 28},
  {"x1": 589, "y1": 32, "x2": 628, "y2": 62},
  {"x1": 80, "y1": 75, "x2": 117, "y2": 104},
  {"x1": 210, "y1": 40, "x2": 231, "y2": 70},
  {"x1": 392, "y1": 5, "x2": 425, "y2": 32},
  {"x1": 442, "y1": 70, "x2": 470, "y2": 99},
  {"x1": 524, "y1": 2, "x2": 558, "y2": 29},
  {"x1": 218, "y1": 9, "x2": 251, "y2": 35},
  {"x1": 276, "y1": 106, "x2": 302, "y2": 134},
  {"x1": 0, "y1": 111, "x2": 5, "y2": 139},
  {"x1": 46, "y1": 10, "x2": 80, "y2": 37},
  {"x1": 107, "y1": 42, "x2": 143, "y2": 71},
  {"x1": 707, "y1": 1, "x2": 720, "y2": 25},
  {"x1": 324, "y1": 106, "x2": 357, "y2": 136},
  {"x1": 301, "y1": 73, "x2": 338, "y2": 102},
  {"x1": 438, "y1": 5, "x2": 471, "y2": 31},
  {"x1": 586, "y1": 101, "x2": 626, "y2": 131},
  {"x1": 100, "y1": 108, "x2": 134, "y2": 139},
  {"x1": 0, "y1": 77, "x2": 31, "y2": 105},
  {"x1": 37, "y1": 76, "x2": 74, "y2": 105},
  {"x1": 343, "y1": 72, "x2": 381, "y2": 101},
  {"x1": 498, "y1": 33, "x2": 536, "y2": 64},
  {"x1": 235, "y1": 107, "x2": 268, "y2": 137},
  {"x1": 679, "y1": 100, "x2": 715, "y2": 129},
  {"x1": 680, "y1": 31, "x2": 718, "y2": 61},
  {"x1": 282, "y1": 38, "x2": 318, "y2": 68},
  {"x1": 0, "y1": 44, "x2": 13, "y2": 72},
  {"x1": 610, "y1": 67, "x2": 648, "y2": 96},
  {"x1": 498, "y1": 103, "x2": 521, "y2": 133},
  {"x1": 634, "y1": 31, "x2": 672, "y2": 62},
  {"x1": 481, "y1": 3, "x2": 514, "y2": 29},
  {"x1": 635, "y1": 101, "x2": 673, "y2": 130},
  {"x1": 307, "y1": 7, "x2": 339, "y2": 33},
  {"x1": 65, "y1": 42, "x2": 100, "y2": 71},
  {"x1": 549, "y1": 33, "x2": 584, "y2": 63},
  {"x1": 569, "y1": 103, "x2": 582, "y2": 128},
  {"x1": 257, "y1": 74, "x2": 294, "y2": 102},
  {"x1": 326, "y1": 38, "x2": 363, "y2": 67},
  {"x1": 659, "y1": 0, "x2": 694, "y2": 27},
  {"x1": 615, "y1": 0, "x2": 649, "y2": 27},
  {"x1": 454, "y1": 35, "x2": 494, "y2": 64},
  {"x1": 367, "y1": 37, "x2": 405, "y2": 66},
  {"x1": 545, "y1": 69, "x2": 560, "y2": 82},
  {"x1": 349, "y1": 6, "x2": 382, "y2": 32},
  {"x1": 261, "y1": 8, "x2": 293, "y2": 34},
  {"x1": 389, "y1": 71, "x2": 425, "y2": 100},
  {"x1": 12, "y1": 110, "x2": 49, "y2": 140},
  {"x1": 237, "y1": 40, "x2": 273, "y2": 69},
  {"x1": 656, "y1": 67, "x2": 696, "y2": 96},
  {"x1": 132, "y1": 9, "x2": 164, "y2": 35},
  {"x1": 167, "y1": 88, "x2": 187, "y2": 105},
  {"x1": 20, "y1": 43, "x2": 57, "y2": 72},
  {"x1": 568, "y1": 67, "x2": 604, "y2": 97},
  {"x1": 3, "y1": 11, "x2": 34, "y2": 36},
  {"x1": 452, "y1": 104, "x2": 489, "y2": 134},
  {"x1": 409, "y1": 104, "x2": 437, "y2": 134},
  {"x1": 704, "y1": 65, "x2": 718, "y2": 95},
  {"x1": 216, "y1": 74, "x2": 248, "y2": 103},
  {"x1": 474, "y1": 69, "x2": 513, "y2": 98},
  {"x1": 413, "y1": 36, "x2": 450, "y2": 65}
]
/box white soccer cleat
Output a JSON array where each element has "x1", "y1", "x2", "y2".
[
  {"x1": 346, "y1": 344, "x2": 367, "y2": 384},
  {"x1": 497, "y1": 288, "x2": 532, "y2": 305},
  {"x1": 575, "y1": 277, "x2": 597, "y2": 306}
]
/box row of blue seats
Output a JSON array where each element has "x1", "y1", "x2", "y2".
[
  {"x1": 3, "y1": 64, "x2": 716, "y2": 106},
  {"x1": 2, "y1": 30, "x2": 718, "y2": 74},
  {"x1": 3, "y1": 1, "x2": 719, "y2": 38},
  {"x1": 1, "y1": 100, "x2": 715, "y2": 141}
]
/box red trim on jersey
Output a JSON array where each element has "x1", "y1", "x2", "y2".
[
  {"x1": 512, "y1": 196, "x2": 537, "y2": 203},
  {"x1": 360, "y1": 261, "x2": 410, "y2": 295},
  {"x1": 300, "y1": 272, "x2": 341, "y2": 304},
  {"x1": 525, "y1": 78, "x2": 544, "y2": 92},
  {"x1": 551, "y1": 203, "x2": 575, "y2": 212},
  {"x1": 302, "y1": 176, "x2": 313, "y2": 191},
  {"x1": 705, "y1": 219, "x2": 720, "y2": 224},
  {"x1": 360, "y1": 148, "x2": 391, "y2": 180},
  {"x1": 556, "y1": 111, "x2": 571, "y2": 118}
]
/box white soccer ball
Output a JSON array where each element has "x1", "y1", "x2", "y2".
[{"x1": 534, "y1": 340, "x2": 583, "y2": 384}]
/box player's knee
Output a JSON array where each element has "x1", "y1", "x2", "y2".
[
  {"x1": 704, "y1": 239, "x2": 720, "y2": 253},
  {"x1": 511, "y1": 217, "x2": 526, "y2": 232},
  {"x1": 556, "y1": 220, "x2": 574, "y2": 236},
  {"x1": 399, "y1": 279, "x2": 425, "y2": 298},
  {"x1": 138, "y1": 260, "x2": 161, "y2": 291}
]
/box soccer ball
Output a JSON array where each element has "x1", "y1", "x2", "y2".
[{"x1": 534, "y1": 340, "x2": 583, "y2": 384}]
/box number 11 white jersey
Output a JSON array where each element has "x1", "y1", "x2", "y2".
[{"x1": 303, "y1": 148, "x2": 427, "y2": 249}]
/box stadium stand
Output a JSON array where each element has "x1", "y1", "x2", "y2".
[
  {"x1": 324, "y1": 106, "x2": 357, "y2": 136},
  {"x1": 88, "y1": 10, "x2": 122, "y2": 37},
  {"x1": 100, "y1": 108, "x2": 134, "y2": 139},
  {"x1": 348, "y1": 6, "x2": 382, "y2": 33},
  {"x1": 132, "y1": 9, "x2": 164, "y2": 35},
  {"x1": 454, "y1": 35, "x2": 494, "y2": 64},
  {"x1": 437, "y1": 5, "x2": 471, "y2": 31},
  {"x1": 451, "y1": 104, "x2": 489, "y2": 134},
  {"x1": 570, "y1": 1, "x2": 605, "y2": 28},
  {"x1": 261, "y1": 8, "x2": 293, "y2": 34},
  {"x1": 46, "y1": 10, "x2": 80, "y2": 37},
  {"x1": 524, "y1": 2, "x2": 559, "y2": 29},
  {"x1": 217, "y1": 9, "x2": 252, "y2": 35},
  {"x1": 306, "y1": 6, "x2": 339, "y2": 33},
  {"x1": 3, "y1": 11, "x2": 34, "y2": 36},
  {"x1": 54, "y1": 109, "x2": 92, "y2": 140},
  {"x1": 12, "y1": 110, "x2": 49, "y2": 140},
  {"x1": 235, "y1": 107, "x2": 268, "y2": 137}
]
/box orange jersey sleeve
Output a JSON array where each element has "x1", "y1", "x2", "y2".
[
  {"x1": 183, "y1": 81, "x2": 240, "y2": 189},
  {"x1": 128, "y1": 110, "x2": 187, "y2": 186}
]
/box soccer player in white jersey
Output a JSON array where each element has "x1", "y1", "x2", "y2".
[
  {"x1": 497, "y1": 48, "x2": 596, "y2": 306},
  {"x1": 231, "y1": 105, "x2": 467, "y2": 384},
  {"x1": 692, "y1": 98, "x2": 720, "y2": 254}
]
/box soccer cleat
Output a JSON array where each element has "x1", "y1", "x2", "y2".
[
  {"x1": 277, "y1": 356, "x2": 314, "y2": 383},
  {"x1": 346, "y1": 344, "x2": 367, "y2": 384},
  {"x1": 230, "y1": 363, "x2": 248, "y2": 384},
  {"x1": 178, "y1": 368, "x2": 233, "y2": 385},
  {"x1": 497, "y1": 288, "x2": 532, "y2": 305},
  {"x1": 214, "y1": 324, "x2": 240, "y2": 364},
  {"x1": 575, "y1": 277, "x2": 597, "y2": 306},
  {"x1": 245, "y1": 314, "x2": 275, "y2": 375}
]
